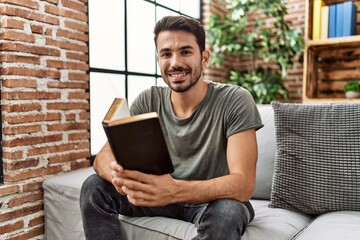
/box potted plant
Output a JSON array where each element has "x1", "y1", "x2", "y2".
[
  {"x1": 343, "y1": 81, "x2": 360, "y2": 99},
  {"x1": 207, "y1": 0, "x2": 304, "y2": 103}
]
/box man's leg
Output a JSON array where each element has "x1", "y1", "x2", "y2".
[
  {"x1": 79, "y1": 174, "x2": 184, "y2": 240},
  {"x1": 193, "y1": 199, "x2": 254, "y2": 240}
]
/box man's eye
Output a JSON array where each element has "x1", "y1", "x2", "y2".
[
  {"x1": 161, "y1": 53, "x2": 171, "y2": 58},
  {"x1": 182, "y1": 50, "x2": 191, "y2": 55}
]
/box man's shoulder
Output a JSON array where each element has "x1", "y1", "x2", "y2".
[{"x1": 207, "y1": 80, "x2": 251, "y2": 98}]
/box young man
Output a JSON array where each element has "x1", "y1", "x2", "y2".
[{"x1": 80, "y1": 16, "x2": 263, "y2": 240}]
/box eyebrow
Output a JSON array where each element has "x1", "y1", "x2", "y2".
[{"x1": 158, "y1": 45, "x2": 195, "y2": 54}]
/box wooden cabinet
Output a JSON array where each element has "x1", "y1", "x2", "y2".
[{"x1": 302, "y1": 0, "x2": 360, "y2": 102}]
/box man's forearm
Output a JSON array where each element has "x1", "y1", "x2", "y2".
[{"x1": 174, "y1": 173, "x2": 254, "y2": 204}]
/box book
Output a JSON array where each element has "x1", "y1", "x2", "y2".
[
  {"x1": 321, "y1": 5, "x2": 329, "y2": 40},
  {"x1": 102, "y1": 98, "x2": 174, "y2": 175},
  {"x1": 335, "y1": 2, "x2": 344, "y2": 37},
  {"x1": 328, "y1": 4, "x2": 337, "y2": 38},
  {"x1": 312, "y1": 0, "x2": 325, "y2": 40},
  {"x1": 342, "y1": 1, "x2": 357, "y2": 36}
]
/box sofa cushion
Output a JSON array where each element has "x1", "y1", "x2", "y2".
[
  {"x1": 293, "y1": 211, "x2": 360, "y2": 240},
  {"x1": 119, "y1": 200, "x2": 312, "y2": 240},
  {"x1": 252, "y1": 105, "x2": 276, "y2": 200},
  {"x1": 269, "y1": 101, "x2": 360, "y2": 215}
]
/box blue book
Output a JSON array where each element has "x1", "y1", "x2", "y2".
[
  {"x1": 335, "y1": 2, "x2": 344, "y2": 37},
  {"x1": 328, "y1": 4, "x2": 337, "y2": 38},
  {"x1": 342, "y1": 1, "x2": 358, "y2": 36}
]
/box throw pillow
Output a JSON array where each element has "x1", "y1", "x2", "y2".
[{"x1": 269, "y1": 101, "x2": 360, "y2": 215}]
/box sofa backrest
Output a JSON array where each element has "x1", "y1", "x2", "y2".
[{"x1": 252, "y1": 104, "x2": 276, "y2": 200}]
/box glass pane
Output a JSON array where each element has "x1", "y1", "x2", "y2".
[
  {"x1": 157, "y1": 0, "x2": 180, "y2": 11},
  {"x1": 89, "y1": 0, "x2": 125, "y2": 70},
  {"x1": 127, "y1": 0, "x2": 156, "y2": 74},
  {"x1": 90, "y1": 72, "x2": 126, "y2": 154},
  {"x1": 180, "y1": 0, "x2": 200, "y2": 19},
  {"x1": 127, "y1": 76, "x2": 156, "y2": 107},
  {"x1": 156, "y1": 6, "x2": 179, "y2": 21}
]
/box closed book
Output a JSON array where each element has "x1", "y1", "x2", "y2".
[
  {"x1": 102, "y1": 98, "x2": 174, "y2": 175},
  {"x1": 335, "y1": 2, "x2": 344, "y2": 37},
  {"x1": 342, "y1": 1, "x2": 358, "y2": 36},
  {"x1": 312, "y1": 0, "x2": 325, "y2": 40},
  {"x1": 328, "y1": 4, "x2": 337, "y2": 38},
  {"x1": 321, "y1": 5, "x2": 329, "y2": 40}
]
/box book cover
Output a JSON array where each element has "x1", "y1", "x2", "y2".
[
  {"x1": 335, "y1": 2, "x2": 344, "y2": 37},
  {"x1": 328, "y1": 4, "x2": 337, "y2": 38},
  {"x1": 102, "y1": 98, "x2": 174, "y2": 175},
  {"x1": 342, "y1": 1, "x2": 358, "y2": 36},
  {"x1": 312, "y1": 0, "x2": 325, "y2": 40},
  {"x1": 321, "y1": 5, "x2": 329, "y2": 40}
]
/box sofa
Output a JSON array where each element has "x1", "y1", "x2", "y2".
[{"x1": 43, "y1": 102, "x2": 360, "y2": 240}]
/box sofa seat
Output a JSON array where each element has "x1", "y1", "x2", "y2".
[{"x1": 43, "y1": 167, "x2": 311, "y2": 240}]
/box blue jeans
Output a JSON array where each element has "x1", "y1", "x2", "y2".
[{"x1": 80, "y1": 174, "x2": 254, "y2": 240}]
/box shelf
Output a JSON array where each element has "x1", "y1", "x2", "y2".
[{"x1": 306, "y1": 35, "x2": 360, "y2": 48}]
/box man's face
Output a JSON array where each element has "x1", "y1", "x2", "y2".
[{"x1": 156, "y1": 30, "x2": 206, "y2": 93}]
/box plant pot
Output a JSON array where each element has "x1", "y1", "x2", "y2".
[{"x1": 345, "y1": 91, "x2": 360, "y2": 99}]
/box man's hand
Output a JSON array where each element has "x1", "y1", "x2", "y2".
[{"x1": 110, "y1": 161, "x2": 178, "y2": 207}]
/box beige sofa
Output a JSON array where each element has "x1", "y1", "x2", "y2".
[{"x1": 43, "y1": 103, "x2": 360, "y2": 240}]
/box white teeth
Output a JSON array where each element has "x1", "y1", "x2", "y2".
[{"x1": 171, "y1": 72, "x2": 187, "y2": 77}]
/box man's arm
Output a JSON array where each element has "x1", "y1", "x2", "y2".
[
  {"x1": 115, "y1": 128, "x2": 258, "y2": 206},
  {"x1": 93, "y1": 142, "x2": 117, "y2": 183}
]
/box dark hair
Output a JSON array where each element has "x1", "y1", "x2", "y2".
[{"x1": 154, "y1": 16, "x2": 205, "y2": 53}]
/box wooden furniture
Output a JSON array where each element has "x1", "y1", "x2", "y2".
[{"x1": 302, "y1": 0, "x2": 360, "y2": 102}]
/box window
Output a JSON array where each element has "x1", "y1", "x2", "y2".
[{"x1": 88, "y1": 0, "x2": 202, "y2": 156}]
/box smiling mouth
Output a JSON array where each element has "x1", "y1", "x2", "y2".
[{"x1": 168, "y1": 71, "x2": 189, "y2": 78}]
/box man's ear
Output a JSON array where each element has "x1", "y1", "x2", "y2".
[{"x1": 202, "y1": 49, "x2": 211, "y2": 69}]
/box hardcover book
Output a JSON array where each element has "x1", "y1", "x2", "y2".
[
  {"x1": 321, "y1": 5, "x2": 329, "y2": 40},
  {"x1": 335, "y1": 2, "x2": 344, "y2": 37},
  {"x1": 312, "y1": 0, "x2": 325, "y2": 40},
  {"x1": 328, "y1": 4, "x2": 337, "y2": 38},
  {"x1": 102, "y1": 98, "x2": 174, "y2": 175},
  {"x1": 342, "y1": 1, "x2": 357, "y2": 36}
]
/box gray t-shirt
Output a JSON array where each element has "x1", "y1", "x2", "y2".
[{"x1": 130, "y1": 81, "x2": 263, "y2": 180}]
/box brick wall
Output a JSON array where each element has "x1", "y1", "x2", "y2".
[
  {"x1": 202, "y1": 0, "x2": 306, "y2": 102},
  {"x1": 0, "y1": 0, "x2": 90, "y2": 239}
]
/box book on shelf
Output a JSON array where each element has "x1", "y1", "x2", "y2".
[
  {"x1": 312, "y1": 0, "x2": 325, "y2": 40},
  {"x1": 102, "y1": 98, "x2": 174, "y2": 175},
  {"x1": 328, "y1": 4, "x2": 337, "y2": 38},
  {"x1": 321, "y1": 5, "x2": 329, "y2": 40},
  {"x1": 335, "y1": 2, "x2": 344, "y2": 37},
  {"x1": 342, "y1": 1, "x2": 357, "y2": 36}
]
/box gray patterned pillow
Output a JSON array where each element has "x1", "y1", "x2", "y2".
[{"x1": 269, "y1": 101, "x2": 360, "y2": 215}]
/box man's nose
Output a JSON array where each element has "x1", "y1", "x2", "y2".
[{"x1": 169, "y1": 54, "x2": 182, "y2": 67}]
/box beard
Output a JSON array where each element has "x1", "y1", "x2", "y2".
[{"x1": 162, "y1": 66, "x2": 203, "y2": 93}]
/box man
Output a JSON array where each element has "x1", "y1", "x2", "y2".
[{"x1": 80, "y1": 15, "x2": 263, "y2": 240}]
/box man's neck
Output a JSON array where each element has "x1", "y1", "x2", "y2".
[{"x1": 170, "y1": 79, "x2": 208, "y2": 119}]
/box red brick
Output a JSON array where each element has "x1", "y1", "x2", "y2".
[
  {"x1": 3, "y1": 124, "x2": 42, "y2": 135},
  {"x1": 0, "y1": 18, "x2": 24, "y2": 30},
  {"x1": 2, "y1": 103, "x2": 42, "y2": 113},
  {"x1": 65, "y1": 112, "x2": 76, "y2": 120},
  {"x1": 0, "y1": 0, "x2": 39, "y2": 9},
  {"x1": 0, "y1": 31, "x2": 35, "y2": 43},
  {"x1": 48, "y1": 150, "x2": 90, "y2": 164},
  {"x1": 22, "y1": 181, "x2": 43, "y2": 192},
  {"x1": 31, "y1": 24, "x2": 44, "y2": 34},
  {"x1": 7, "y1": 225, "x2": 44, "y2": 240},
  {"x1": 46, "y1": 38, "x2": 88, "y2": 52},
  {"x1": 61, "y1": 0, "x2": 87, "y2": 13},
  {"x1": 65, "y1": 20, "x2": 88, "y2": 32},
  {"x1": 0, "y1": 42, "x2": 61, "y2": 56},
  {"x1": 2, "y1": 150, "x2": 24, "y2": 160},
  {"x1": 47, "y1": 59, "x2": 88, "y2": 70},
  {"x1": 45, "y1": 0, "x2": 59, "y2": 4},
  {"x1": 79, "y1": 111, "x2": 90, "y2": 120},
  {"x1": 8, "y1": 192, "x2": 43, "y2": 207},
  {"x1": 47, "y1": 102, "x2": 89, "y2": 110},
  {"x1": 5, "y1": 165, "x2": 63, "y2": 182},
  {"x1": 0, "y1": 184, "x2": 19, "y2": 196},
  {"x1": 68, "y1": 131, "x2": 90, "y2": 141},
  {"x1": 1, "y1": 79, "x2": 37, "y2": 88},
  {"x1": 3, "y1": 112, "x2": 61, "y2": 124},
  {"x1": 57, "y1": 28, "x2": 88, "y2": 41},
  {"x1": 0, "y1": 54, "x2": 40, "y2": 64},
  {"x1": 28, "y1": 142, "x2": 89, "y2": 156},
  {"x1": 3, "y1": 91, "x2": 60, "y2": 100},
  {"x1": 29, "y1": 215, "x2": 44, "y2": 227},
  {"x1": 3, "y1": 134, "x2": 62, "y2": 147},
  {"x1": 47, "y1": 122, "x2": 89, "y2": 131},
  {"x1": 4, "y1": 158, "x2": 40, "y2": 170},
  {"x1": 66, "y1": 51, "x2": 88, "y2": 61},
  {"x1": 48, "y1": 81, "x2": 88, "y2": 89},
  {"x1": 0, "y1": 204, "x2": 43, "y2": 222},
  {"x1": 68, "y1": 91, "x2": 89, "y2": 99},
  {"x1": 71, "y1": 159, "x2": 91, "y2": 170},
  {"x1": 68, "y1": 72, "x2": 89, "y2": 81},
  {"x1": 0, "y1": 220, "x2": 24, "y2": 235},
  {"x1": 0, "y1": 6, "x2": 59, "y2": 25}
]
